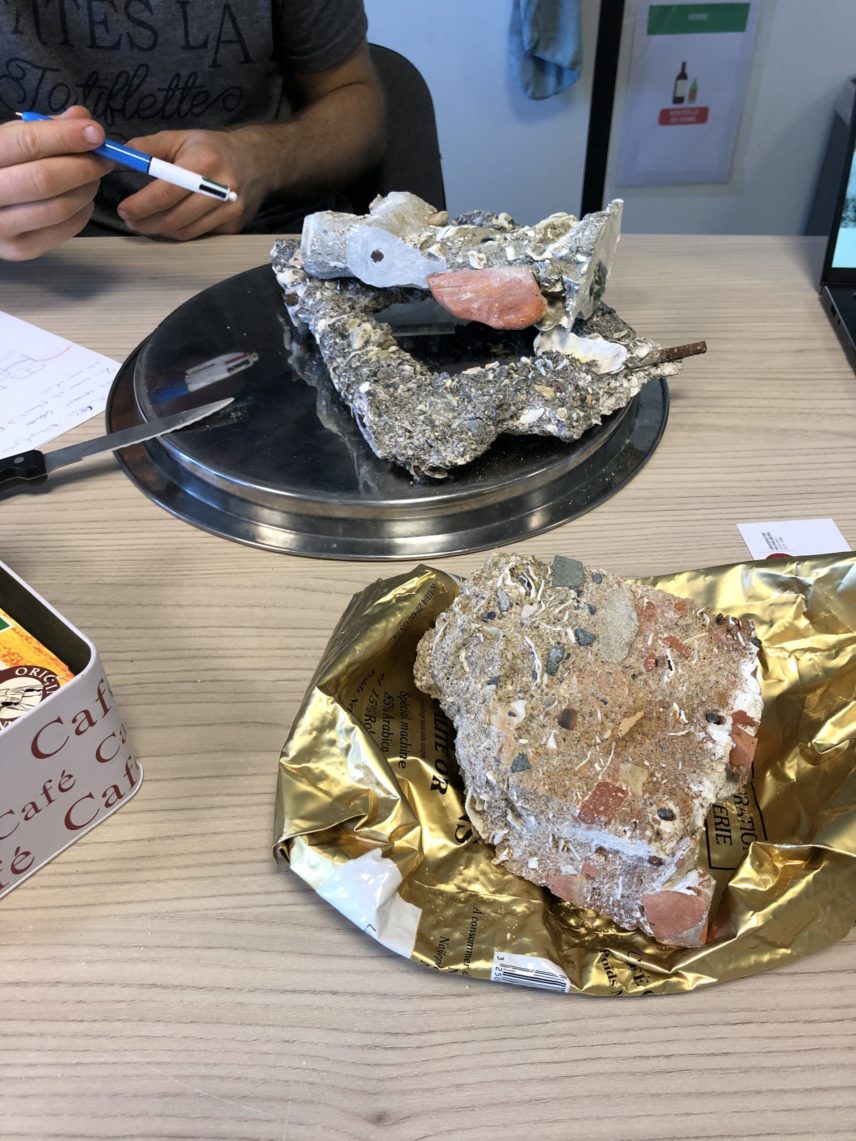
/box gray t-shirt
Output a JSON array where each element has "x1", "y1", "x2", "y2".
[{"x1": 0, "y1": 1, "x2": 368, "y2": 230}]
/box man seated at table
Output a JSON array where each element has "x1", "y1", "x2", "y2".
[{"x1": 0, "y1": 0, "x2": 384, "y2": 261}]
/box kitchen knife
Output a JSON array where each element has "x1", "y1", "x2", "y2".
[{"x1": 0, "y1": 396, "x2": 234, "y2": 490}]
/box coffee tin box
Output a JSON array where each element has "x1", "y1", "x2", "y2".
[{"x1": 0, "y1": 559, "x2": 141, "y2": 899}]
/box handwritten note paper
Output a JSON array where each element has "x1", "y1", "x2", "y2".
[{"x1": 0, "y1": 311, "x2": 120, "y2": 455}]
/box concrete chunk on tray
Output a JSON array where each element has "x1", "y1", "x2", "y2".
[
  {"x1": 299, "y1": 192, "x2": 624, "y2": 327},
  {"x1": 301, "y1": 191, "x2": 448, "y2": 281},
  {"x1": 270, "y1": 195, "x2": 702, "y2": 480}
]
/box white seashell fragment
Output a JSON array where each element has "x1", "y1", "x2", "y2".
[
  {"x1": 506, "y1": 699, "x2": 527, "y2": 722},
  {"x1": 533, "y1": 329, "x2": 628, "y2": 373},
  {"x1": 517, "y1": 407, "x2": 545, "y2": 426}
]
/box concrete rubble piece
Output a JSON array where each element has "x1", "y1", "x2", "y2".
[
  {"x1": 272, "y1": 193, "x2": 695, "y2": 479},
  {"x1": 413, "y1": 553, "x2": 763, "y2": 947}
]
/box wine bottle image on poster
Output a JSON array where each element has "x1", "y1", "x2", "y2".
[
  {"x1": 672, "y1": 61, "x2": 688, "y2": 104},
  {"x1": 617, "y1": 1, "x2": 759, "y2": 186}
]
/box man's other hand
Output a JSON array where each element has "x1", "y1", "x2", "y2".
[
  {"x1": 116, "y1": 128, "x2": 264, "y2": 241},
  {"x1": 0, "y1": 107, "x2": 112, "y2": 261}
]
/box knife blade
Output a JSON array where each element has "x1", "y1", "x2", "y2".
[{"x1": 0, "y1": 396, "x2": 234, "y2": 490}]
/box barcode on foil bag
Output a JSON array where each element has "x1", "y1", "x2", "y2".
[{"x1": 491, "y1": 951, "x2": 571, "y2": 993}]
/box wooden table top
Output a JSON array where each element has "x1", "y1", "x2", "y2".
[{"x1": 1, "y1": 235, "x2": 854, "y2": 1140}]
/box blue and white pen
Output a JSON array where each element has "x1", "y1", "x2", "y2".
[{"x1": 15, "y1": 111, "x2": 238, "y2": 203}]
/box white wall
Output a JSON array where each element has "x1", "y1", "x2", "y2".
[
  {"x1": 606, "y1": 0, "x2": 856, "y2": 233},
  {"x1": 363, "y1": 0, "x2": 598, "y2": 225},
  {"x1": 363, "y1": 0, "x2": 856, "y2": 234}
]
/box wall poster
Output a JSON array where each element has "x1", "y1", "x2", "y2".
[{"x1": 616, "y1": 1, "x2": 759, "y2": 186}]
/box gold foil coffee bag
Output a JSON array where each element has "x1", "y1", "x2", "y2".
[{"x1": 274, "y1": 553, "x2": 856, "y2": 995}]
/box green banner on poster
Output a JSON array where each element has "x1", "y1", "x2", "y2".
[{"x1": 648, "y1": 4, "x2": 751, "y2": 36}]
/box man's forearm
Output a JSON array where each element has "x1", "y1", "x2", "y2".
[
  {"x1": 234, "y1": 78, "x2": 385, "y2": 207},
  {"x1": 116, "y1": 42, "x2": 387, "y2": 240}
]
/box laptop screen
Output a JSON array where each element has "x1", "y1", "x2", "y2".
[
  {"x1": 830, "y1": 146, "x2": 856, "y2": 269},
  {"x1": 823, "y1": 85, "x2": 856, "y2": 284}
]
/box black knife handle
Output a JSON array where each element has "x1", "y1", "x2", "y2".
[{"x1": 0, "y1": 450, "x2": 48, "y2": 489}]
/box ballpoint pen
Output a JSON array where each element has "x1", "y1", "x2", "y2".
[{"x1": 15, "y1": 111, "x2": 238, "y2": 203}]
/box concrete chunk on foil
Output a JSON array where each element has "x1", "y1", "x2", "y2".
[
  {"x1": 301, "y1": 192, "x2": 623, "y2": 325},
  {"x1": 271, "y1": 236, "x2": 681, "y2": 479}
]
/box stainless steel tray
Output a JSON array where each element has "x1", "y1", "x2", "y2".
[{"x1": 106, "y1": 265, "x2": 669, "y2": 560}]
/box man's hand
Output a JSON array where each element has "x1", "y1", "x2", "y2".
[
  {"x1": 118, "y1": 40, "x2": 385, "y2": 242},
  {"x1": 116, "y1": 128, "x2": 265, "y2": 241},
  {"x1": 0, "y1": 107, "x2": 113, "y2": 261}
]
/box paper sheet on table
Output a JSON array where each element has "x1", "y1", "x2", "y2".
[
  {"x1": 0, "y1": 311, "x2": 119, "y2": 454},
  {"x1": 738, "y1": 518, "x2": 852, "y2": 561}
]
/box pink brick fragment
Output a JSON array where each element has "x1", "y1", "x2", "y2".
[
  {"x1": 641, "y1": 887, "x2": 712, "y2": 948},
  {"x1": 577, "y1": 781, "x2": 627, "y2": 826},
  {"x1": 427, "y1": 267, "x2": 548, "y2": 330}
]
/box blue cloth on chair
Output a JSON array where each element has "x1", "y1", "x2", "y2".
[{"x1": 509, "y1": 0, "x2": 582, "y2": 100}]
